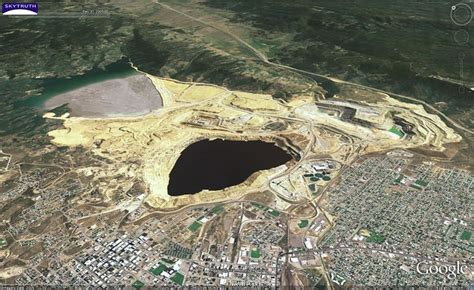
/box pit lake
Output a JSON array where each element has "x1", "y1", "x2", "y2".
[{"x1": 167, "y1": 139, "x2": 293, "y2": 196}]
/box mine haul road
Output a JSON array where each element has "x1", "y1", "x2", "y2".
[{"x1": 155, "y1": 1, "x2": 473, "y2": 136}]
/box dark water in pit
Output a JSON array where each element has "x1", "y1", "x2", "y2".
[{"x1": 167, "y1": 139, "x2": 292, "y2": 196}]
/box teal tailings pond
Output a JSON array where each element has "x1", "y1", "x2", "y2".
[
  {"x1": 167, "y1": 139, "x2": 293, "y2": 196},
  {"x1": 18, "y1": 60, "x2": 163, "y2": 118}
]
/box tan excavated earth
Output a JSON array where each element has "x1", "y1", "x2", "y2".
[
  {"x1": 0, "y1": 266, "x2": 23, "y2": 279},
  {"x1": 46, "y1": 71, "x2": 462, "y2": 208}
]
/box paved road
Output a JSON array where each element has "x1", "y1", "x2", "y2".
[{"x1": 155, "y1": 1, "x2": 473, "y2": 136}]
